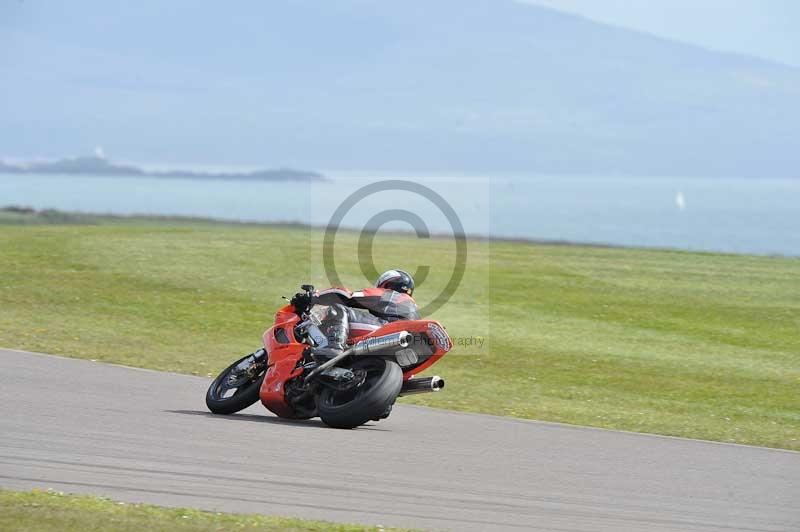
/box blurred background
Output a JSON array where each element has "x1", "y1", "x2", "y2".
[{"x1": 1, "y1": 0, "x2": 798, "y2": 255}]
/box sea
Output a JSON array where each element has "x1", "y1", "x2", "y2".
[{"x1": 1, "y1": 172, "x2": 798, "y2": 256}]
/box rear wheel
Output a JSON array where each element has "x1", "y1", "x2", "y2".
[
  {"x1": 318, "y1": 358, "x2": 402, "y2": 429},
  {"x1": 206, "y1": 350, "x2": 267, "y2": 415}
]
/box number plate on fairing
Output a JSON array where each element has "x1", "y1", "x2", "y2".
[{"x1": 427, "y1": 323, "x2": 451, "y2": 352}]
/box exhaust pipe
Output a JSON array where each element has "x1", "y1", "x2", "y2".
[
  {"x1": 305, "y1": 331, "x2": 412, "y2": 383},
  {"x1": 399, "y1": 376, "x2": 445, "y2": 396},
  {"x1": 351, "y1": 331, "x2": 411, "y2": 355}
]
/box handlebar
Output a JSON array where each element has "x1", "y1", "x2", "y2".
[{"x1": 289, "y1": 284, "x2": 316, "y2": 317}]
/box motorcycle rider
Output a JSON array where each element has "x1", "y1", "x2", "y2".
[{"x1": 291, "y1": 269, "x2": 418, "y2": 361}]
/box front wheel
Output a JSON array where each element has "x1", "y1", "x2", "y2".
[
  {"x1": 318, "y1": 358, "x2": 402, "y2": 429},
  {"x1": 206, "y1": 350, "x2": 267, "y2": 415}
]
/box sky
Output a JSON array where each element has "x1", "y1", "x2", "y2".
[
  {"x1": 522, "y1": 0, "x2": 800, "y2": 66},
  {"x1": 0, "y1": 0, "x2": 797, "y2": 176}
]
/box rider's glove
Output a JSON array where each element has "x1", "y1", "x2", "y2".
[{"x1": 290, "y1": 292, "x2": 312, "y2": 314}]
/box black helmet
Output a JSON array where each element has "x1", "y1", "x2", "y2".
[{"x1": 375, "y1": 269, "x2": 414, "y2": 295}]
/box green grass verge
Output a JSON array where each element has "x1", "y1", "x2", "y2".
[
  {"x1": 1, "y1": 210, "x2": 798, "y2": 449},
  {"x1": 0, "y1": 490, "x2": 410, "y2": 531}
]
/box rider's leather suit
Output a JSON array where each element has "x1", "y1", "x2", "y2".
[{"x1": 311, "y1": 287, "x2": 420, "y2": 352}]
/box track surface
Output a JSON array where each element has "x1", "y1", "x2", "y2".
[{"x1": 1, "y1": 350, "x2": 798, "y2": 531}]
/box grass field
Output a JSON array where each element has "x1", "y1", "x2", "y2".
[
  {"x1": 0, "y1": 490, "x2": 410, "y2": 532},
  {"x1": 1, "y1": 210, "x2": 798, "y2": 449}
]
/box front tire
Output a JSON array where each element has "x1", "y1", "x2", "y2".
[
  {"x1": 318, "y1": 358, "x2": 402, "y2": 429},
  {"x1": 206, "y1": 351, "x2": 267, "y2": 415}
]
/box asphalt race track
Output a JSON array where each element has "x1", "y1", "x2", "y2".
[{"x1": 1, "y1": 349, "x2": 798, "y2": 531}]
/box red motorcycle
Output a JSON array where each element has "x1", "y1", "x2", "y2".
[{"x1": 206, "y1": 285, "x2": 450, "y2": 428}]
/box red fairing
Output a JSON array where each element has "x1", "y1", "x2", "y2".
[{"x1": 258, "y1": 305, "x2": 304, "y2": 418}]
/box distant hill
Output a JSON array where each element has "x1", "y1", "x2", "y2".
[
  {"x1": 1, "y1": 0, "x2": 798, "y2": 177},
  {"x1": 0, "y1": 156, "x2": 325, "y2": 182}
]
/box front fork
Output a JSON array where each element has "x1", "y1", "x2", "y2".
[{"x1": 233, "y1": 348, "x2": 267, "y2": 378}]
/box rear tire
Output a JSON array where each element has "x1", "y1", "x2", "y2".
[
  {"x1": 206, "y1": 352, "x2": 267, "y2": 415},
  {"x1": 318, "y1": 358, "x2": 402, "y2": 429}
]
